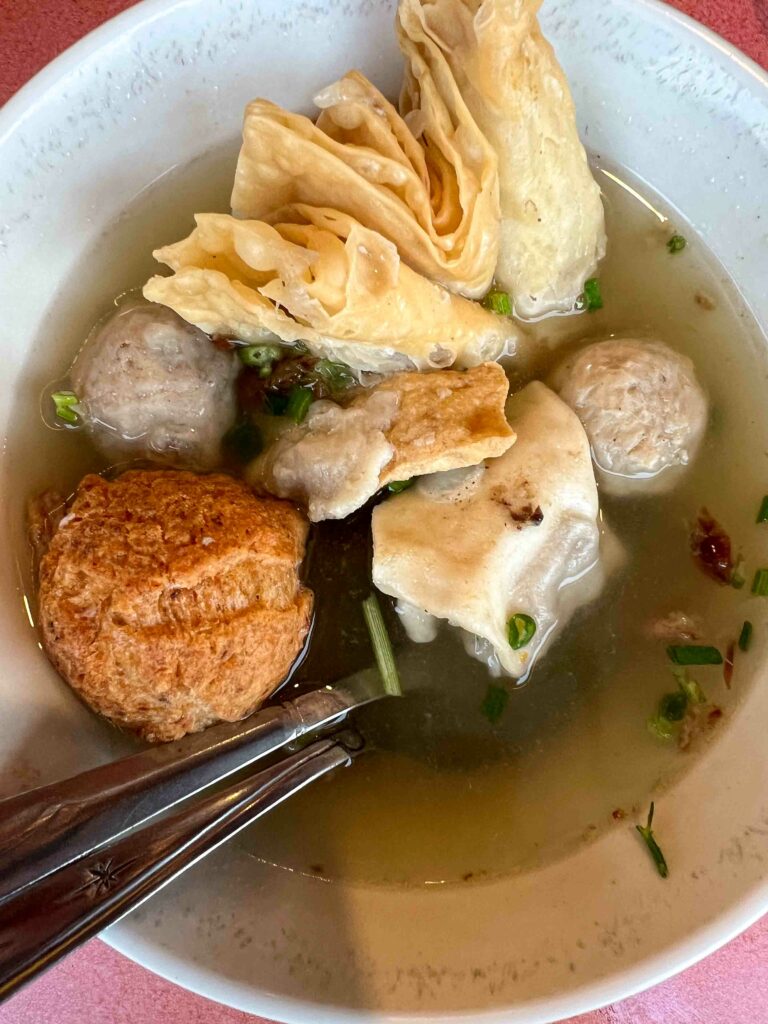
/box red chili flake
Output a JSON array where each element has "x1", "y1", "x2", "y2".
[
  {"x1": 612, "y1": 808, "x2": 626, "y2": 821},
  {"x1": 723, "y1": 641, "x2": 735, "y2": 689},
  {"x1": 708, "y1": 707, "x2": 723, "y2": 724},
  {"x1": 690, "y1": 509, "x2": 733, "y2": 585}
]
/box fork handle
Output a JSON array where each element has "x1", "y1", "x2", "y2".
[{"x1": 0, "y1": 735, "x2": 354, "y2": 1002}]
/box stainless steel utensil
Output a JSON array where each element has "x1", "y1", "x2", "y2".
[
  {"x1": 0, "y1": 732, "x2": 360, "y2": 1001},
  {"x1": 0, "y1": 671, "x2": 382, "y2": 900}
]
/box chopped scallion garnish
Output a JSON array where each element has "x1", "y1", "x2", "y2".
[
  {"x1": 387, "y1": 479, "x2": 413, "y2": 494},
  {"x1": 666, "y1": 644, "x2": 722, "y2": 665},
  {"x1": 51, "y1": 391, "x2": 80, "y2": 425},
  {"x1": 362, "y1": 593, "x2": 401, "y2": 697},
  {"x1": 223, "y1": 420, "x2": 262, "y2": 463},
  {"x1": 238, "y1": 343, "x2": 283, "y2": 372},
  {"x1": 648, "y1": 668, "x2": 706, "y2": 742},
  {"x1": 314, "y1": 359, "x2": 357, "y2": 393},
  {"x1": 738, "y1": 620, "x2": 753, "y2": 653},
  {"x1": 264, "y1": 392, "x2": 290, "y2": 416},
  {"x1": 507, "y1": 612, "x2": 536, "y2": 650},
  {"x1": 757, "y1": 496, "x2": 768, "y2": 523},
  {"x1": 658, "y1": 689, "x2": 688, "y2": 722},
  {"x1": 647, "y1": 715, "x2": 675, "y2": 741},
  {"x1": 482, "y1": 289, "x2": 512, "y2": 316},
  {"x1": 667, "y1": 234, "x2": 687, "y2": 254},
  {"x1": 583, "y1": 277, "x2": 603, "y2": 312},
  {"x1": 636, "y1": 803, "x2": 669, "y2": 878},
  {"x1": 731, "y1": 557, "x2": 746, "y2": 590},
  {"x1": 481, "y1": 683, "x2": 509, "y2": 724},
  {"x1": 672, "y1": 667, "x2": 706, "y2": 705},
  {"x1": 752, "y1": 568, "x2": 768, "y2": 596},
  {"x1": 286, "y1": 386, "x2": 313, "y2": 424}
]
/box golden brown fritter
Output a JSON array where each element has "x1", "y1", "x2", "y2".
[{"x1": 38, "y1": 469, "x2": 313, "y2": 742}]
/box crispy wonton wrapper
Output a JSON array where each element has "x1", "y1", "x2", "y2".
[
  {"x1": 230, "y1": 68, "x2": 499, "y2": 299},
  {"x1": 249, "y1": 362, "x2": 516, "y2": 522},
  {"x1": 397, "y1": 0, "x2": 605, "y2": 318},
  {"x1": 143, "y1": 210, "x2": 517, "y2": 373}
]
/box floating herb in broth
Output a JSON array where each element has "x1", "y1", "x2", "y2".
[{"x1": 9, "y1": 150, "x2": 768, "y2": 886}]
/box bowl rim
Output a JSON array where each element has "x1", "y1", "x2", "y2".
[{"x1": 2, "y1": 0, "x2": 768, "y2": 1020}]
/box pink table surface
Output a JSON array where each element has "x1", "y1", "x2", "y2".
[{"x1": 1, "y1": 2, "x2": 768, "y2": 1022}]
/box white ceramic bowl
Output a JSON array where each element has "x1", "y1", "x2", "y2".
[{"x1": 2, "y1": 1, "x2": 768, "y2": 1020}]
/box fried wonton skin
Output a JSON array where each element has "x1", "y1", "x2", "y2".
[
  {"x1": 248, "y1": 362, "x2": 516, "y2": 521},
  {"x1": 230, "y1": 68, "x2": 499, "y2": 299},
  {"x1": 397, "y1": 0, "x2": 606, "y2": 317},
  {"x1": 144, "y1": 210, "x2": 517, "y2": 373}
]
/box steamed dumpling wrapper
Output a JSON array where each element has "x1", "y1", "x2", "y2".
[
  {"x1": 143, "y1": 209, "x2": 517, "y2": 373},
  {"x1": 397, "y1": 0, "x2": 606, "y2": 318},
  {"x1": 372, "y1": 382, "x2": 604, "y2": 677},
  {"x1": 230, "y1": 69, "x2": 499, "y2": 298}
]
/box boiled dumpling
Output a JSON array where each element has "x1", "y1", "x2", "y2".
[
  {"x1": 143, "y1": 210, "x2": 517, "y2": 373},
  {"x1": 372, "y1": 381, "x2": 603, "y2": 677},
  {"x1": 397, "y1": 0, "x2": 606, "y2": 318},
  {"x1": 230, "y1": 69, "x2": 499, "y2": 299},
  {"x1": 249, "y1": 362, "x2": 515, "y2": 521}
]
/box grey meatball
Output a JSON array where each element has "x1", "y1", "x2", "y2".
[
  {"x1": 553, "y1": 338, "x2": 707, "y2": 495},
  {"x1": 71, "y1": 302, "x2": 237, "y2": 469}
]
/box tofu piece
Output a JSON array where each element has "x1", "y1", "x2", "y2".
[
  {"x1": 248, "y1": 362, "x2": 515, "y2": 521},
  {"x1": 372, "y1": 381, "x2": 602, "y2": 677}
]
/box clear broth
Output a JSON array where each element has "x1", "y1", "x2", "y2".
[{"x1": 9, "y1": 145, "x2": 768, "y2": 887}]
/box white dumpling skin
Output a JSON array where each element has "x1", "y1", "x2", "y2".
[{"x1": 372, "y1": 381, "x2": 603, "y2": 678}]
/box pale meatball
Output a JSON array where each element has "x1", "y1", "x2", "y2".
[
  {"x1": 553, "y1": 338, "x2": 707, "y2": 495},
  {"x1": 71, "y1": 302, "x2": 238, "y2": 468}
]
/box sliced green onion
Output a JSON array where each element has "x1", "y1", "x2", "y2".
[
  {"x1": 263, "y1": 392, "x2": 290, "y2": 416},
  {"x1": 286, "y1": 386, "x2": 313, "y2": 424},
  {"x1": 731, "y1": 557, "x2": 746, "y2": 590},
  {"x1": 672, "y1": 667, "x2": 706, "y2": 705},
  {"x1": 51, "y1": 391, "x2": 80, "y2": 425},
  {"x1": 482, "y1": 289, "x2": 512, "y2": 316},
  {"x1": 314, "y1": 359, "x2": 357, "y2": 393},
  {"x1": 666, "y1": 644, "x2": 722, "y2": 665},
  {"x1": 738, "y1": 620, "x2": 753, "y2": 653},
  {"x1": 362, "y1": 593, "x2": 401, "y2": 697},
  {"x1": 583, "y1": 277, "x2": 603, "y2": 312},
  {"x1": 238, "y1": 343, "x2": 283, "y2": 370},
  {"x1": 757, "y1": 496, "x2": 768, "y2": 523},
  {"x1": 507, "y1": 612, "x2": 536, "y2": 650},
  {"x1": 481, "y1": 683, "x2": 509, "y2": 725},
  {"x1": 223, "y1": 420, "x2": 262, "y2": 463},
  {"x1": 647, "y1": 715, "x2": 675, "y2": 741},
  {"x1": 658, "y1": 689, "x2": 688, "y2": 722},
  {"x1": 667, "y1": 234, "x2": 687, "y2": 254},
  {"x1": 636, "y1": 802, "x2": 669, "y2": 878},
  {"x1": 387, "y1": 479, "x2": 413, "y2": 495},
  {"x1": 752, "y1": 568, "x2": 768, "y2": 596}
]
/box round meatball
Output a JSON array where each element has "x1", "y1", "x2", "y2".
[
  {"x1": 553, "y1": 338, "x2": 707, "y2": 495},
  {"x1": 38, "y1": 470, "x2": 313, "y2": 742},
  {"x1": 71, "y1": 302, "x2": 238, "y2": 469}
]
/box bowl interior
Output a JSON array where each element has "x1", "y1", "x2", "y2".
[{"x1": 1, "y1": 0, "x2": 768, "y2": 1020}]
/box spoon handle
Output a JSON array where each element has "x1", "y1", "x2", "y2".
[
  {"x1": 0, "y1": 735, "x2": 355, "y2": 1002},
  {"x1": 0, "y1": 685, "x2": 361, "y2": 899}
]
